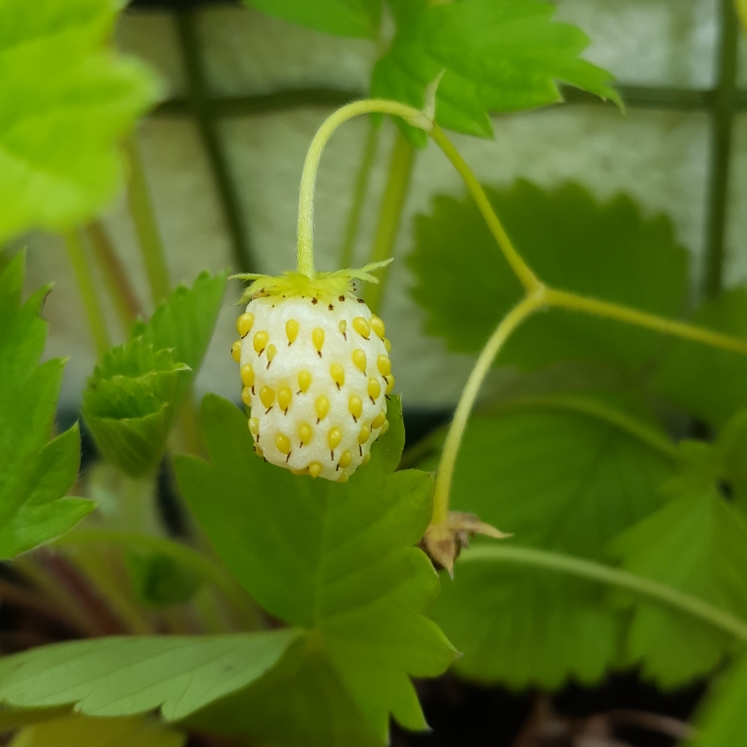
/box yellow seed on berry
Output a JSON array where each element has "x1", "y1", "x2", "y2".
[
  {"x1": 286, "y1": 319, "x2": 299, "y2": 345},
  {"x1": 254, "y1": 444, "x2": 264, "y2": 458},
  {"x1": 248, "y1": 417, "x2": 259, "y2": 436},
  {"x1": 275, "y1": 433, "x2": 291, "y2": 455},
  {"x1": 370, "y1": 315, "x2": 385, "y2": 339},
  {"x1": 368, "y1": 377, "x2": 381, "y2": 401},
  {"x1": 338, "y1": 450, "x2": 352, "y2": 469},
  {"x1": 315, "y1": 396, "x2": 329, "y2": 421},
  {"x1": 339, "y1": 319, "x2": 347, "y2": 338},
  {"x1": 231, "y1": 341, "x2": 241, "y2": 362},
  {"x1": 299, "y1": 423, "x2": 313, "y2": 445},
  {"x1": 385, "y1": 374, "x2": 395, "y2": 394},
  {"x1": 253, "y1": 330, "x2": 269, "y2": 354},
  {"x1": 381, "y1": 419, "x2": 390, "y2": 434},
  {"x1": 291, "y1": 468, "x2": 307, "y2": 476},
  {"x1": 352, "y1": 349, "x2": 367, "y2": 373},
  {"x1": 260, "y1": 386, "x2": 275, "y2": 409},
  {"x1": 237, "y1": 313, "x2": 255, "y2": 337},
  {"x1": 266, "y1": 344, "x2": 277, "y2": 365},
  {"x1": 349, "y1": 396, "x2": 362, "y2": 420},
  {"x1": 371, "y1": 410, "x2": 386, "y2": 429},
  {"x1": 309, "y1": 462, "x2": 322, "y2": 478},
  {"x1": 298, "y1": 370, "x2": 312, "y2": 393},
  {"x1": 241, "y1": 387, "x2": 252, "y2": 406},
  {"x1": 377, "y1": 354, "x2": 391, "y2": 376},
  {"x1": 278, "y1": 387, "x2": 292, "y2": 412},
  {"x1": 240, "y1": 363, "x2": 255, "y2": 388},
  {"x1": 358, "y1": 425, "x2": 371, "y2": 444},
  {"x1": 362, "y1": 452, "x2": 371, "y2": 465},
  {"x1": 328, "y1": 427, "x2": 342, "y2": 450},
  {"x1": 337, "y1": 473, "x2": 349, "y2": 484},
  {"x1": 384, "y1": 337, "x2": 392, "y2": 352},
  {"x1": 312, "y1": 328, "x2": 325, "y2": 355},
  {"x1": 330, "y1": 363, "x2": 345, "y2": 389},
  {"x1": 352, "y1": 317, "x2": 370, "y2": 339}
]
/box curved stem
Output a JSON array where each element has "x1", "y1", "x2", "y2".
[
  {"x1": 429, "y1": 125, "x2": 542, "y2": 293},
  {"x1": 338, "y1": 121, "x2": 380, "y2": 268},
  {"x1": 63, "y1": 230, "x2": 111, "y2": 357},
  {"x1": 365, "y1": 129, "x2": 416, "y2": 314},
  {"x1": 546, "y1": 288, "x2": 747, "y2": 356},
  {"x1": 53, "y1": 530, "x2": 263, "y2": 629},
  {"x1": 297, "y1": 99, "x2": 424, "y2": 278},
  {"x1": 460, "y1": 544, "x2": 747, "y2": 642},
  {"x1": 431, "y1": 290, "x2": 546, "y2": 524}
]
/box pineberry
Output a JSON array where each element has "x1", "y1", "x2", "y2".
[{"x1": 231, "y1": 273, "x2": 393, "y2": 482}]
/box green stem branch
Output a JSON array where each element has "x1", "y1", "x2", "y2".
[
  {"x1": 53, "y1": 529, "x2": 263, "y2": 630},
  {"x1": 460, "y1": 544, "x2": 747, "y2": 642},
  {"x1": 338, "y1": 121, "x2": 380, "y2": 269},
  {"x1": 365, "y1": 129, "x2": 416, "y2": 314},
  {"x1": 124, "y1": 135, "x2": 171, "y2": 306},
  {"x1": 63, "y1": 230, "x2": 111, "y2": 357},
  {"x1": 431, "y1": 291, "x2": 546, "y2": 525}
]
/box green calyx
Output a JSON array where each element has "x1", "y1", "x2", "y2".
[{"x1": 231, "y1": 260, "x2": 392, "y2": 304}]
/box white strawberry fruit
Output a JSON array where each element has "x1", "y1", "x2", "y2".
[{"x1": 230, "y1": 271, "x2": 393, "y2": 482}]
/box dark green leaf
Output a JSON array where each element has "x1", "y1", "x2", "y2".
[
  {"x1": 82, "y1": 271, "x2": 227, "y2": 476},
  {"x1": 429, "y1": 399, "x2": 675, "y2": 688},
  {"x1": 0, "y1": 631, "x2": 298, "y2": 721},
  {"x1": 609, "y1": 441, "x2": 747, "y2": 686},
  {"x1": 655, "y1": 288, "x2": 747, "y2": 427},
  {"x1": 126, "y1": 551, "x2": 200, "y2": 608},
  {"x1": 409, "y1": 181, "x2": 689, "y2": 371},
  {"x1": 175, "y1": 395, "x2": 455, "y2": 742},
  {"x1": 0, "y1": 253, "x2": 94, "y2": 558},
  {"x1": 717, "y1": 409, "x2": 747, "y2": 509},
  {"x1": 0, "y1": 0, "x2": 158, "y2": 243},
  {"x1": 244, "y1": 0, "x2": 382, "y2": 39},
  {"x1": 372, "y1": 1, "x2": 619, "y2": 144}
]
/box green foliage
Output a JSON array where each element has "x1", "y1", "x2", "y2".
[
  {"x1": 656, "y1": 288, "x2": 747, "y2": 427},
  {"x1": 0, "y1": 0, "x2": 158, "y2": 244},
  {"x1": 0, "y1": 631, "x2": 298, "y2": 721},
  {"x1": 10, "y1": 715, "x2": 185, "y2": 747},
  {"x1": 0, "y1": 253, "x2": 94, "y2": 558},
  {"x1": 245, "y1": 0, "x2": 381, "y2": 39},
  {"x1": 609, "y1": 441, "x2": 747, "y2": 687},
  {"x1": 410, "y1": 181, "x2": 688, "y2": 371},
  {"x1": 373, "y1": 0, "x2": 620, "y2": 145},
  {"x1": 717, "y1": 410, "x2": 747, "y2": 509},
  {"x1": 175, "y1": 395, "x2": 455, "y2": 744},
  {"x1": 429, "y1": 400, "x2": 675, "y2": 688},
  {"x1": 126, "y1": 550, "x2": 200, "y2": 608},
  {"x1": 692, "y1": 653, "x2": 747, "y2": 747},
  {"x1": 82, "y1": 271, "x2": 227, "y2": 476}
]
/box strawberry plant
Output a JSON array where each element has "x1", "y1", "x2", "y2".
[{"x1": 1, "y1": 1, "x2": 747, "y2": 746}]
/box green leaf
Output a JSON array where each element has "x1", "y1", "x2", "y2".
[
  {"x1": 409, "y1": 181, "x2": 689, "y2": 371},
  {"x1": 655, "y1": 288, "x2": 747, "y2": 427},
  {"x1": 82, "y1": 271, "x2": 227, "y2": 476},
  {"x1": 691, "y1": 653, "x2": 747, "y2": 747},
  {"x1": 10, "y1": 715, "x2": 185, "y2": 747},
  {"x1": 175, "y1": 395, "x2": 456, "y2": 743},
  {"x1": 717, "y1": 409, "x2": 747, "y2": 509},
  {"x1": 609, "y1": 441, "x2": 747, "y2": 687},
  {"x1": 0, "y1": 253, "x2": 94, "y2": 558},
  {"x1": 429, "y1": 398, "x2": 675, "y2": 688},
  {"x1": 372, "y1": 0, "x2": 619, "y2": 145},
  {"x1": 0, "y1": 631, "x2": 298, "y2": 721},
  {"x1": 244, "y1": 0, "x2": 382, "y2": 39},
  {"x1": 0, "y1": 0, "x2": 158, "y2": 244},
  {"x1": 126, "y1": 551, "x2": 200, "y2": 608}
]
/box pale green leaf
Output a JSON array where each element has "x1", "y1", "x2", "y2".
[
  {"x1": 429, "y1": 399, "x2": 675, "y2": 688},
  {"x1": 10, "y1": 714, "x2": 185, "y2": 747},
  {"x1": 609, "y1": 441, "x2": 747, "y2": 687},
  {"x1": 409, "y1": 181, "x2": 689, "y2": 371},
  {"x1": 0, "y1": 0, "x2": 158, "y2": 243},
  {"x1": 175, "y1": 395, "x2": 456, "y2": 743},
  {"x1": 372, "y1": 0, "x2": 619, "y2": 144},
  {"x1": 0, "y1": 631, "x2": 299, "y2": 721},
  {"x1": 244, "y1": 0, "x2": 382, "y2": 39},
  {"x1": 0, "y1": 253, "x2": 94, "y2": 558},
  {"x1": 655, "y1": 288, "x2": 747, "y2": 427}
]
